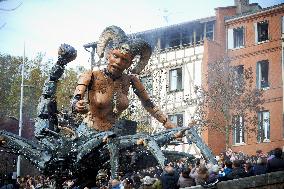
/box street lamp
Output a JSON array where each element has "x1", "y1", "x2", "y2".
[
  {"x1": 83, "y1": 42, "x2": 97, "y2": 70},
  {"x1": 17, "y1": 43, "x2": 25, "y2": 177}
]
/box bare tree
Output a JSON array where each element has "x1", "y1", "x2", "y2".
[
  {"x1": 0, "y1": 1, "x2": 22, "y2": 11},
  {"x1": 193, "y1": 58, "x2": 264, "y2": 148},
  {"x1": 0, "y1": 0, "x2": 23, "y2": 29}
]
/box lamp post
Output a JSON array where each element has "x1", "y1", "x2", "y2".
[
  {"x1": 83, "y1": 42, "x2": 97, "y2": 70},
  {"x1": 17, "y1": 43, "x2": 25, "y2": 177}
]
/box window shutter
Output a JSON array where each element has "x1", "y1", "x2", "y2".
[
  {"x1": 257, "y1": 112, "x2": 261, "y2": 142},
  {"x1": 232, "y1": 116, "x2": 236, "y2": 144},
  {"x1": 177, "y1": 68, "x2": 183, "y2": 90},
  {"x1": 282, "y1": 16, "x2": 284, "y2": 34},
  {"x1": 177, "y1": 114, "x2": 184, "y2": 127},
  {"x1": 263, "y1": 111, "x2": 270, "y2": 140},
  {"x1": 241, "y1": 26, "x2": 245, "y2": 47},
  {"x1": 227, "y1": 28, "x2": 234, "y2": 49},
  {"x1": 254, "y1": 23, "x2": 258, "y2": 43},
  {"x1": 170, "y1": 70, "x2": 177, "y2": 91},
  {"x1": 256, "y1": 62, "x2": 260, "y2": 88}
]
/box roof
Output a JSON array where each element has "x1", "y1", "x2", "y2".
[
  {"x1": 225, "y1": 3, "x2": 284, "y2": 22},
  {"x1": 132, "y1": 16, "x2": 216, "y2": 36}
]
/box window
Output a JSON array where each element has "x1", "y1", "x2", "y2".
[
  {"x1": 228, "y1": 27, "x2": 244, "y2": 49},
  {"x1": 169, "y1": 114, "x2": 183, "y2": 127},
  {"x1": 169, "y1": 68, "x2": 183, "y2": 91},
  {"x1": 255, "y1": 21, "x2": 269, "y2": 43},
  {"x1": 160, "y1": 34, "x2": 169, "y2": 50},
  {"x1": 140, "y1": 116, "x2": 151, "y2": 125},
  {"x1": 181, "y1": 31, "x2": 192, "y2": 46},
  {"x1": 256, "y1": 60, "x2": 269, "y2": 89},
  {"x1": 205, "y1": 22, "x2": 214, "y2": 40},
  {"x1": 169, "y1": 32, "x2": 180, "y2": 48},
  {"x1": 233, "y1": 115, "x2": 245, "y2": 144},
  {"x1": 140, "y1": 76, "x2": 153, "y2": 95},
  {"x1": 257, "y1": 111, "x2": 270, "y2": 142}
]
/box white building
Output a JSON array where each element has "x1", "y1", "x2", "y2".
[{"x1": 129, "y1": 17, "x2": 215, "y2": 135}]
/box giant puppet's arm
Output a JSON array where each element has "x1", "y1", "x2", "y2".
[
  {"x1": 71, "y1": 71, "x2": 93, "y2": 113},
  {"x1": 130, "y1": 75, "x2": 176, "y2": 129}
]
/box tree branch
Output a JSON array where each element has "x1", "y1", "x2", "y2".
[
  {"x1": 0, "y1": 1, "x2": 22, "y2": 11},
  {"x1": 0, "y1": 22, "x2": 6, "y2": 29}
]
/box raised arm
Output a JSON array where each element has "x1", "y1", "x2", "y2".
[
  {"x1": 71, "y1": 71, "x2": 93, "y2": 113},
  {"x1": 130, "y1": 75, "x2": 176, "y2": 129}
]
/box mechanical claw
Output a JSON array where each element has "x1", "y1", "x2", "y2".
[{"x1": 57, "y1": 44, "x2": 77, "y2": 66}]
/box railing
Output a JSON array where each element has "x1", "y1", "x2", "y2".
[{"x1": 181, "y1": 170, "x2": 284, "y2": 189}]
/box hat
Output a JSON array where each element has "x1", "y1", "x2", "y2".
[
  {"x1": 96, "y1": 169, "x2": 108, "y2": 181},
  {"x1": 111, "y1": 179, "x2": 120, "y2": 187},
  {"x1": 141, "y1": 176, "x2": 156, "y2": 185},
  {"x1": 211, "y1": 164, "x2": 219, "y2": 173}
]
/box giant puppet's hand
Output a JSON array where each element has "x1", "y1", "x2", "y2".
[
  {"x1": 164, "y1": 120, "x2": 183, "y2": 139},
  {"x1": 57, "y1": 43, "x2": 77, "y2": 66},
  {"x1": 164, "y1": 120, "x2": 176, "y2": 129}
]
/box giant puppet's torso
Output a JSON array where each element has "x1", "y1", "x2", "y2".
[{"x1": 82, "y1": 70, "x2": 132, "y2": 131}]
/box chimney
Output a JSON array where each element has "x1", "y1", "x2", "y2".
[{"x1": 234, "y1": 0, "x2": 249, "y2": 14}]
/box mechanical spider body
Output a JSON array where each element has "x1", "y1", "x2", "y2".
[{"x1": 0, "y1": 44, "x2": 216, "y2": 188}]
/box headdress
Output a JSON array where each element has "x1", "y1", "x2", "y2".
[
  {"x1": 140, "y1": 176, "x2": 156, "y2": 185},
  {"x1": 97, "y1": 25, "x2": 152, "y2": 74}
]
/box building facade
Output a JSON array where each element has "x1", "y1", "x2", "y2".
[
  {"x1": 223, "y1": 2, "x2": 284, "y2": 154},
  {"x1": 195, "y1": 0, "x2": 284, "y2": 155},
  {"x1": 130, "y1": 18, "x2": 215, "y2": 136},
  {"x1": 129, "y1": 0, "x2": 284, "y2": 155}
]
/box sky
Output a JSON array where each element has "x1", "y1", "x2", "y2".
[{"x1": 0, "y1": 0, "x2": 283, "y2": 69}]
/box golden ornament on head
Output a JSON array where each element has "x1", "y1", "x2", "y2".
[{"x1": 119, "y1": 44, "x2": 130, "y2": 55}]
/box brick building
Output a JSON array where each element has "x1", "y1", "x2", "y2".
[{"x1": 202, "y1": 0, "x2": 284, "y2": 155}]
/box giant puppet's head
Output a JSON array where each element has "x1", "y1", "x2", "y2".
[{"x1": 96, "y1": 25, "x2": 152, "y2": 74}]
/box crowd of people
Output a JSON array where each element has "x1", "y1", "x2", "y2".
[
  {"x1": 1, "y1": 147, "x2": 283, "y2": 189},
  {"x1": 67, "y1": 146, "x2": 284, "y2": 189},
  {"x1": 0, "y1": 175, "x2": 55, "y2": 189}
]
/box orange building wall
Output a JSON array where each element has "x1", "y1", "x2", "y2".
[
  {"x1": 202, "y1": 4, "x2": 284, "y2": 156},
  {"x1": 226, "y1": 10, "x2": 284, "y2": 154}
]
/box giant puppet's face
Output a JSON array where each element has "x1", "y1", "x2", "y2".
[{"x1": 107, "y1": 48, "x2": 133, "y2": 76}]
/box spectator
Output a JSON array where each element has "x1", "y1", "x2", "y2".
[
  {"x1": 226, "y1": 148, "x2": 233, "y2": 158},
  {"x1": 218, "y1": 160, "x2": 233, "y2": 181},
  {"x1": 226, "y1": 160, "x2": 246, "y2": 180},
  {"x1": 256, "y1": 149, "x2": 265, "y2": 158},
  {"x1": 189, "y1": 158, "x2": 201, "y2": 180},
  {"x1": 110, "y1": 179, "x2": 121, "y2": 189},
  {"x1": 152, "y1": 174, "x2": 162, "y2": 189},
  {"x1": 62, "y1": 179, "x2": 74, "y2": 189},
  {"x1": 138, "y1": 176, "x2": 156, "y2": 189},
  {"x1": 122, "y1": 177, "x2": 134, "y2": 189},
  {"x1": 160, "y1": 163, "x2": 179, "y2": 189},
  {"x1": 177, "y1": 168, "x2": 195, "y2": 188},
  {"x1": 244, "y1": 162, "x2": 254, "y2": 177},
  {"x1": 195, "y1": 166, "x2": 209, "y2": 186},
  {"x1": 0, "y1": 184, "x2": 14, "y2": 189},
  {"x1": 207, "y1": 164, "x2": 219, "y2": 184},
  {"x1": 223, "y1": 160, "x2": 233, "y2": 176},
  {"x1": 218, "y1": 152, "x2": 226, "y2": 168},
  {"x1": 132, "y1": 174, "x2": 142, "y2": 189},
  {"x1": 267, "y1": 147, "x2": 284, "y2": 173},
  {"x1": 254, "y1": 157, "x2": 267, "y2": 175},
  {"x1": 267, "y1": 150, "x2": 275, "y2": 161}
]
